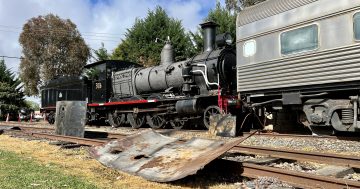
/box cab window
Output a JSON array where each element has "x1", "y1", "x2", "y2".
[
  {"x1": 243, "y1": 40, "x2": 256, "y2": 57},
  {"x1": 354, "y1": 12, "x2": 360, "y2": 40},
  {"x1": 281, "y1": 24, "x2": 319, "y2": 55}
]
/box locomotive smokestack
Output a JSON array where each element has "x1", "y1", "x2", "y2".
[{"x1": 200, "y1": 21, "x2": 219, "y2": 52}]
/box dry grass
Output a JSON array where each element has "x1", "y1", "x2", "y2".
[{"x1": 0, "y1": 135, "x2": 239, "y2": 189}]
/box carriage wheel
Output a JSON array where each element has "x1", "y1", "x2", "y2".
[
  {"x1": 203, "y1": 106, "x2": 221, "y2": 129},
  {"x1": 146, "y1": 113, "x2": 166, "y2": 129},
  {"x1": 170, "y1": 119, "x2": 186, "y2": 130},
  {"x1": 108, "y1": 112, "x2": 125, "y2": 128},
  {"x1": 127, "y1": 113, "x2": 145, "y2": 129}
]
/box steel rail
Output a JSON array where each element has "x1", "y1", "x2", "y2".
[
  {"x1": 243, "y1": 131, "x2": 360, "y2": 141},
  {"x1": 0, "y1": 125, "x2": 54, "y2": 132},
  {"x1": 31, "y1": 133, "x2": 106, "y2": 146},
  {"x1": 30, "y1": 131, "x2": 360, "y2": 169},
  {"x1": 1, "y1": 124, "x2": 359, "y2": 141},
  {"x1": 0, "y1": 125, "x2": 128, "y2": 139},
  {"x1": 232, "y1": 145, "x2": 360, "y2": 169},
  {"x1": 240, "y1": 162, "x2": 360, "y2": 189}
]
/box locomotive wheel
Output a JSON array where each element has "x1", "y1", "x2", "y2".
[
  {"x1": 127, "y1": 113, "x2": 145, "y2": 129},
  {"x1": 203, "y1": 106, "x2": 221, "y2": 129},
  {"x1": 108, "y1": 112, "x2": 125, "y2": 128},
  {"x1": 48, "y1": 112, "x2": 55, "y2": 125},
  {"x1": 170, "y1": 119, "x2": 186, "y2": 130},
  {"x1": 146, "y1": 114, "x2": 166, "y2": 129}
]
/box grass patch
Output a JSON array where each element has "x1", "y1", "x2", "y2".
[{"x1": 0, "y1": 150, "x2": 97, "y2": 189}]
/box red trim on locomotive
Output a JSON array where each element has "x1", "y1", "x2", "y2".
[{"x1": 88, "y1": 99, "x2": 158, "y2": 107}]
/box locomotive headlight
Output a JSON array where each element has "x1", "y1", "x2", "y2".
[{"x1": 216, "y1": 32, "x2": 233, "y2": 47}]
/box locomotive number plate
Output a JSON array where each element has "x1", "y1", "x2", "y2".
[{"x1": 95, "y1": 82, "x2": 102, "y2": 89}]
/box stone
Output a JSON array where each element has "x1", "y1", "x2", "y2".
[
  {"x1": 316, "y1": 165, "x2": 354, "y2": 178},
  {"x1": 245, "y1": 157, "x2": 280, "y2": 165}
]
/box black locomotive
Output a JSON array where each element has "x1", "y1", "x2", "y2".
[{"x1": 41, "y1": 21, "x2": 238, "y2": 129}]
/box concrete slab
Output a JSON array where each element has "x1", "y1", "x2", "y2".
[
  {"x1": 316, "y1": 165, "x2": 354, "y2": 178},
  {"x1": 55, "y1": 101, "x2": 86, "y2": 137}
]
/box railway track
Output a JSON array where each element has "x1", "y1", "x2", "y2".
[
  {"x1": 1, "y1": 124, "x2": 360, "y2": 188},
  {"x1": 28, "y1": 132, "x2": 360, "y2": 169},
  {"x1": 239, "y1": 163, "x2": 360, "y2": 189},
  {"x1": 1, "y1": 124, "x2": 359, "y2": 141},
  {"x1": 23, "y1": 131, "x2": 360, "y2": 189}
]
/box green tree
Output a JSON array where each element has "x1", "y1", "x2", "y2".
[
  {"x1": 93, "y1": 42, "x2": 111, "y2": 61},
  {"x1": 225, "y1": 0, "x2": 267, "y2": 11},
  {"x1": 191, "y1": 2, "x2": 237, "y2": 52},
  {"x1": 24, "y1": 100, "x2": 40, "y2": 111},
  {"x1": 112, "y1": 6, "x2": 195, "y2": 66},
  {"x1": 0, "y1": 59, "x2": 26, "y2": 118},
  {"x1": 238, "y1": 0, "x2": 267, "y2": 9},
  {"x1": 19, "y1": 14, "x2": 90, "y2": 96}
]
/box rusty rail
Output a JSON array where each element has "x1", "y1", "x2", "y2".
[
  {"x1": 232, "y1": 145, "x2": 360, "y2": 169},
  {"x1": 30, "y1": 132, "x2": 360, "y2": 170},
  {"x1": 31, "y1": 133, "x2": 106, "y2": 146},
  {"x1": 239, "y1": 162, "x2": 360, "y2": 189},
  {"x1": 0, "y1": 125, "x2": 54, "y2": 132},
  {"x1": 243, "y1": 131, "x2": 360, "y2": 141},
  {"x1": 1, "y1": 124, "x2": 359, "y2": 141}
]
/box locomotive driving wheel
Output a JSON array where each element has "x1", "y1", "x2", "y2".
[
  {"x1": 127, "y1": 113, "x2": 145, "y2": 129},
  {"x1": 170, "y1": 118, "x2": 186, "y2": 130},
  {"x1": 108, "y1": 112, "x2": 125, "y2": 128},
  {"x1": 146, "y1": 113, "x2": 166, "y2": 129},
  {"x1": 203, "y1": 106, "x2": 222, "y2": 129}
]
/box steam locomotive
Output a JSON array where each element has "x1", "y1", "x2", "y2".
[
  {"x1": 41, "y1": 21, "x2": 237, "y2": 129},
  {"x1": 42, "y1": 0, "x2": 360, "y2": 134}
]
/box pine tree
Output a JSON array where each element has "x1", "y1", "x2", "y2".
[
  {"x1": 0, "y1": 59, "x2": 26, "y2": 119},
  {"x1": 190, "y1": 2, "x2": 237, "y2": 53},
  {"x1": 111, "y1": 6, "x2": 195, "y2": 67},
  {"x1": 93, "y1": 43, "x2": 111, "y2": 61}
]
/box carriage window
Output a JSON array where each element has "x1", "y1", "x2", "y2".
[
  {"x1": 243, "y1": 40, "x2": 256, "y2": 57},
  {"x1": 281, "y1": 25, "x2": 318, "y2": 55},
  {"x1": 354, "y1": 13, "x2": 360, "y2": 40}
]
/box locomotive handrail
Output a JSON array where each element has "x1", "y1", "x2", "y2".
[{"x1": 191, "y1": 64, "x2": 219, "y2": 87}]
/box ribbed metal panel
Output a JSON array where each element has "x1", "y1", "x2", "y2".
[
  {"x1": 237, "y1": 0, "x2": 318, "y2": 26},
  {"x1": 237, "y1": 44, "x2": 360, "y2": 92}
]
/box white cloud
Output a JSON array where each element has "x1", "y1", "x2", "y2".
[
  {"x1": 0, "y1": 0, "x2": 216, "y2": 103},
  {"x1": 0, "y1": 0, "x2": 216, "y2": 70}
]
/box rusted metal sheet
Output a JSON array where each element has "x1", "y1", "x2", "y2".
[{"x1": 90, "y1": 129, "x2": 247, "y2": 182}]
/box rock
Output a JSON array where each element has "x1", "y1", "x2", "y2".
[
  {"x1": 316, "y1": 165, "x2": 354, "y2": 178},
  {"x1": 245, "y1": 157, "x2": 279, "y2": 165}
]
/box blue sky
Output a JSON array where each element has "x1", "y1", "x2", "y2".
[{"x1": 0, "y1": 0, "x2": 224, "y2": 103}]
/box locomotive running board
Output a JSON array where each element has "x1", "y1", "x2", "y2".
[{"x1": 89, "y1": 129, "x2": 248, "y2": 182}]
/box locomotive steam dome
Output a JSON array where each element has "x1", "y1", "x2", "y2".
[{"x1": 160, "y1": 41, "x2": 174, "y2": 66}]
